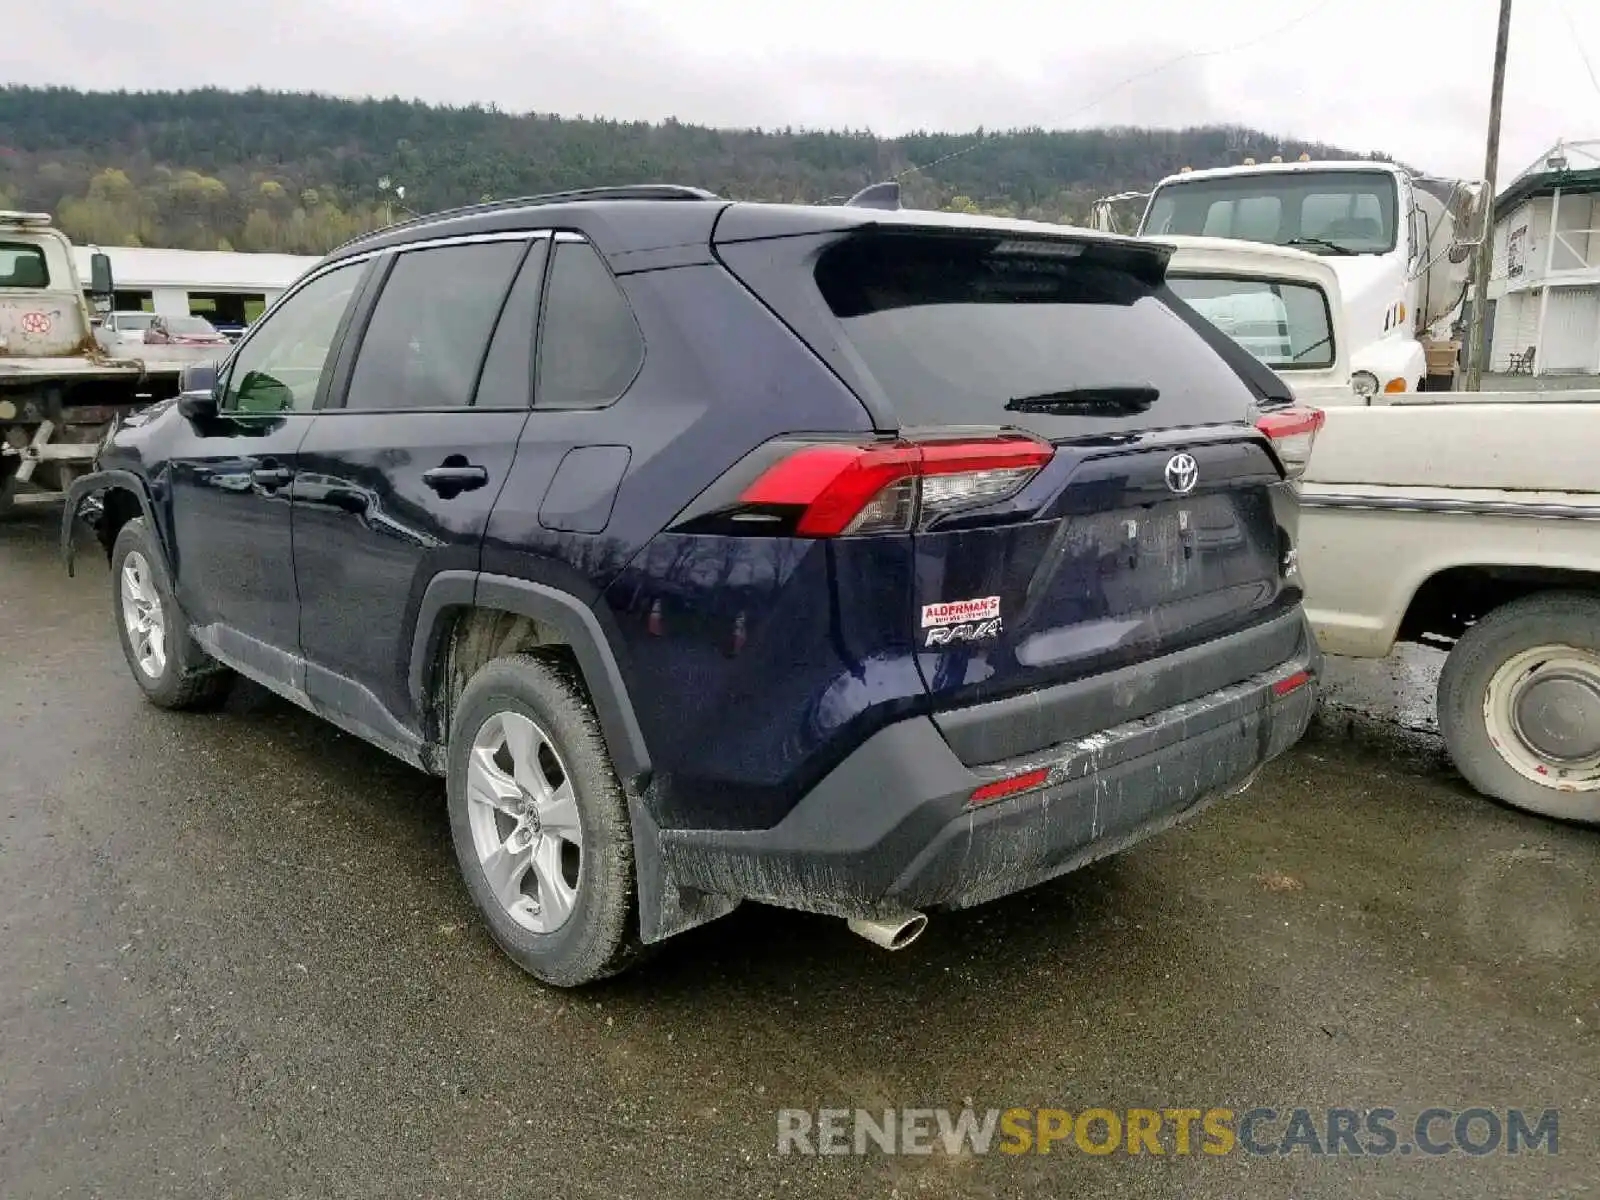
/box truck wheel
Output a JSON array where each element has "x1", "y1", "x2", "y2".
[
  {"x1": 110, "y1": 519, "x2": 235, "y2": 710},
  {"x1": 1437, "y1": 591, "x2": 1600, "y2": 823},
  {"x1": 446, "y1": 653, "x2": 644, "y2": 987}
]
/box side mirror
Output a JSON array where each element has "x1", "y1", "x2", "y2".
[
  {"x1": 178, "y1": 361, "x2": 219, "y2": 395},
  {"x1": 177, "y1": 390, "x2": 219, "y2": 421},
  {"x1": 89, "y1": 251, "x2": 114, "y2": 297}
]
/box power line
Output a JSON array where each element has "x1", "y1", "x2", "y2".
[
  {"x1": 896, "y1": 0, "x2": 1340, "y2": 181},
  {"x1": 1559, "y1": 3, "x2": 1600, "y2": 102}
]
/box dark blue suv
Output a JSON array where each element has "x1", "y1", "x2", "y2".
[{"x1": 63, "y1": 185, "x2": 1323, "y2": 986}]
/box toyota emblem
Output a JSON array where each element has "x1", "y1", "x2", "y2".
[{"x1": 1164, "y1": 453, "x2": 1199, "y2": 495}]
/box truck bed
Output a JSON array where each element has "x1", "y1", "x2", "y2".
[
  {"x1": 0, "y1": 355, "x2": 183, "y2": 383},
  {"x1": 1294, "y1": 394, "x2": 1600, "y2": 658}
]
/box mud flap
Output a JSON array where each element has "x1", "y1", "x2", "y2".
[{"x1": 629, "y1": 789, "x2": 740, "y2": 944}]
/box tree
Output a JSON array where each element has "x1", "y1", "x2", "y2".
[{"x1": 0, "y1": 84, "x2": 1366, "y2": 254}]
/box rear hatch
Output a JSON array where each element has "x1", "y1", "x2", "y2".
[{"x1": 714, "y1": 218, "x2": 1297, "y2": 737}]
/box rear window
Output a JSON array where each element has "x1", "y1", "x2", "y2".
[
  {"x1": 1167, "y1": 274, "x2": 1334, "y2": 370},
  {"x1": 811, "y1": 233, "x2": 1258, "y2": 437},
  {"x1": 0, "y1": 243, "x2": 49, "y2": 288}
]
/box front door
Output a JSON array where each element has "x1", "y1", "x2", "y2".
[
  {"x1": 165, "y1": 259, "x2": 369, "y2": 662},
  {"x1": 293, "y1": 236, "x2": 542, "y2": 731}
]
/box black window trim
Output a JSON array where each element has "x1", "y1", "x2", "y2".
[
  {"x1": 530, "y1": 230, "x2": 647, "y2": 411},
  {"x1": 318, "y1": 230, "x2": 547, "y2": 415},
  {"x1": 215, "y1": 254, "x2": 378, "y2": 417}
]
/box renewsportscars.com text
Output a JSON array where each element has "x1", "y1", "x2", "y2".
[{"x1": 776, "y1": 1106, "x2": 1559, "y2": 1157}]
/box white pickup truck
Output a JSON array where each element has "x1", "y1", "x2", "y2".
[
  {"x1": 1164, "y1": 235, "x2": 1599, "y2": 823},
  {"x1": 1297, "y1": 396, "x2": 1600, "y2": 822}
]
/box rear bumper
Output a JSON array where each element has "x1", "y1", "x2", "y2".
[{"x1": 657, "y1": 614, "x2": 1321, "y2": 918}]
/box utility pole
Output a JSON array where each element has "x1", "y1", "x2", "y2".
[{"x1": 1464, "y1": 0, "x2": 1514, "y2": 391}]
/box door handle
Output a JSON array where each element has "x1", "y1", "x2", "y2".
[
  {"x1": 422, "y1": 464, "x2": 489, "y2": 494},
  {"x1": 251, "y1": 466, "x2": 293, "y2": 489}
]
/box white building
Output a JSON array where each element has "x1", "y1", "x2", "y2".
[
  {"x1": 70, "y1": 245, "x2": 320, "y2": 329},
  {"x1": 1484, "y1": 139, "x2": 1600, "y2": 376}
]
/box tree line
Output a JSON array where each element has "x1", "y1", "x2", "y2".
[{"x1": 0, "y1": 85, "x2": 1381, "y2": 254}]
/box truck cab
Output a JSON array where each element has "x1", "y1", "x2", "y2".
[
  {"x1": 0, "y1": 211, "x2": 104, "y2": 364},
  {"x1": 1135, "y1": 162, "x2": 1478, "y2": 401}
]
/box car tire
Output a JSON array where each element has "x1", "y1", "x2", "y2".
[
  {"x1": 110, "y1": 518, "x2": 234, "y2": 710},
  {"x1": 1437, "y1": 591, "x2": 1600, "y2": 823},
  {"x1": 446, "y1": 653, "x2": 644, "y2": 987}
]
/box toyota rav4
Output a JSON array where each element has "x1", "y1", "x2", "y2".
[{"x1": 63, "y1": 185, "x2": 1323, "y2": 986}]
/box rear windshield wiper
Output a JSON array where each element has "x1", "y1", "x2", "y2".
[
  {"x1": 1005, "y1": 386, "x2": 1158, "y2": 416},
  {"x1": 1283, "y1": 236, "x2": 1356, "y2": 256}
]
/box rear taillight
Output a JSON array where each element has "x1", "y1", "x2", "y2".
[
  {"x1": 1256, "y1": 407, "x2": 1325, "y2": 480},
  {"x1": 739, "y1": 435, "x2": 1054, "y2": 536}
]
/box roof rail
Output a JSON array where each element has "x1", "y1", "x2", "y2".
[{"x1": 330, "y1": 184, "x2": 722, "y2": 254}]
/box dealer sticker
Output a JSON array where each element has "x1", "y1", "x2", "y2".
[{"x1": 921, "y1": 596, "x2": 1001, "y2": 628}]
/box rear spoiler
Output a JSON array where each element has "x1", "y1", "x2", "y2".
[{"x1": 713, "y1": 200, "x2": 1173, "y2": 286}]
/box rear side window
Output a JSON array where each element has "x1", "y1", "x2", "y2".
[
  {"x1": 811, "y1": 233, "x2": 1258, "y2": 437},
  {"x1": 0, "y1": 242, "x2": 48, "y2": 288},
  {"x1": 344, "y1": 240, "x2": 526, "y2": 411},
  {"x1": 536, "y1": 240, "x2": 644, "y2": 408}
]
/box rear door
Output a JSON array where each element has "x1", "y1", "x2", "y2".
[
  {"x1": 292, "y1": 234, "x2": 542, "y2": 732},
  {"x1": 723, "y1": 226, "x2": 1294, "y2": 714}
]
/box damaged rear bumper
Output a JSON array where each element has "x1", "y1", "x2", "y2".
[{"x1": 657, "y1": 617, "x2": 1321, "y2": 919}]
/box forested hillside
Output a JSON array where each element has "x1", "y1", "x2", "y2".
[{"x1": 0, "y1": 86, "x2": 1381, "y2": 254}]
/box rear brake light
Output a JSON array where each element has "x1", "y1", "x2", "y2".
[
  {"x1": 739, "y1": 435, "x2": 1054, "y2": 537},
  {"x1": 1255, "y1": 407, "x2": 1325, "y2": 480}
]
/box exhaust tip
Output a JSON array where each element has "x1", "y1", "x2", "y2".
[{"x1": 847, "y1": 912, "x2": 929, "y2": 951}]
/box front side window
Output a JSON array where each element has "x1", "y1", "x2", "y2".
[
  {"x1": 0, "y1": 242, "x2": 49, "y2": 288},
  {"x1": 1145, "y1": 171, "x2": 1399, "y2": 254},
  {"x1": 1167, "y1": 274, "x2": 1335, "y2": 370},
  {"x1": 222, "y1": 262, "x2": 364, "y2": 414}
]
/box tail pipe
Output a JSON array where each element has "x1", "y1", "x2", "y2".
[{"x1": 846, "y1": 912, "x2": 929, "y2": 951}]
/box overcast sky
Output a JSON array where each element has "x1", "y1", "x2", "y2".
[{"x1": 10, "y1": 0, "x2": 1600, "y2": 183}]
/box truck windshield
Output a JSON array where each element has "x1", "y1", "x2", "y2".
[
  {"x1": 1167, "y1": 274, "x2": 1335, "y2": 370},
  {"x1": 1143, "y1": 171, "x2": 1399, "y2": 255},
  {"x1": 0, "y1": 242, "x2": 50, "y2": 288}
]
